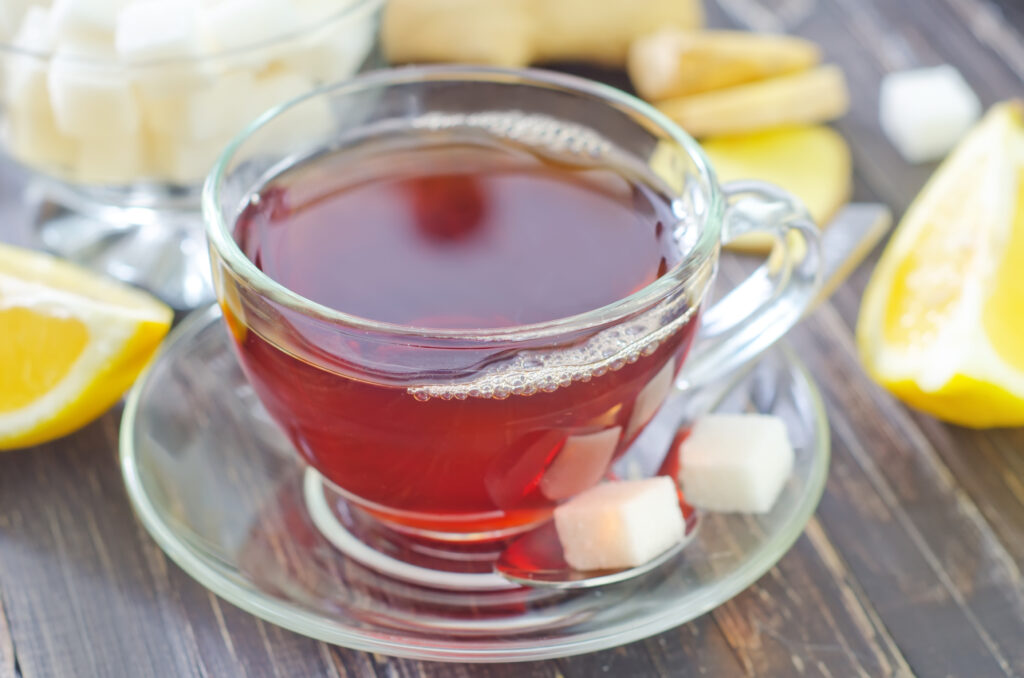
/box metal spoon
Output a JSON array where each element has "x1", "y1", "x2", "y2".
[{"x1": 496, "y1": 203, "x2": 893, "y2": 588}]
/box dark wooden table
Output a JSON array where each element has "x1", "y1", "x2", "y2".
[{"x1": 4, "y1": 1, "x2": 1024, "y2": 676}]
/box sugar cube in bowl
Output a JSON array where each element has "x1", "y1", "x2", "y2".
[
  {"x1": 554, "y1": 477, "x2": 685, "y2": 572},
  {"x1": 51, "y1": 0, "x2": 130, "y2": 41},
  {"x1": 678, "y1": 413, "x2": 794, "y2": 514},
  {"x1": 47, "y1": 47, "x2": 141, "y2": 140},
  {"x1": 114, "y1": 0, "x2": 202, "y2": 62},
  {"x1": 1, "y1": 0, "x2": 380, "y2": 187}
]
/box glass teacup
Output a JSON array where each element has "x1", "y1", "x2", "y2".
[{"x1": 204, "y1": 66, "x2": 821, "y2": 542}]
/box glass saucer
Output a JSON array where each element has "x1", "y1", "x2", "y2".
[{"x1": 120, "y1": 305, "x2": 830, "y2": 663}]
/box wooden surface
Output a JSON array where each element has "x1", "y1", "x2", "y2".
[{"x1": 3, "y1": 0, "x2": 1024, "y2": 676}]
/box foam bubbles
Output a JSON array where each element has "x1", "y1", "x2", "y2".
[
  {"x1": 411, "y1": 111, "x2": 612, "y2": 161},
  {"x1": 406, "y1": 282, "x2": 705, "y2": 401}
]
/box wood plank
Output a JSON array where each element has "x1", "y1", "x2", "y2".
[
  {"x1": 0, "y1": 417, "x2": 361, "y2": 678},
  {"x1": 0, "y1": 586, "x2": 17, "y2": 678},
  {"x1": 710, "y1": 521, "x2": 914, "y2": 678},
  {"x1": 0, "y1": 159, "x2": 31, "y2": 248},
  {"x1": 658, "y1": 253, "x2": 913, "y2": 677},
  {"x1": 791, "y1": 306, "x2": 1024, "y2": 677},
  {"x1": 0, "y1": 420, "x2": 205, "y2": 678},
  {"x1": 822, "y1": 0, "x2": 1024, "y2": 579},
  {"x1": 717, "y1": 0, "x2": 1024, "y2": 674},
  {"x1": 944, "y1": 0, "x2": 1024, "y2": 84},
  {"x1": 821, "y1": 0, "x2": 1024, "y2": 663},
  {"x1": 164, "y1": 564, "x2": 351, "y2": 678},
  {"x1": 358, "y1": 654, "x2": 560, "y2": 677},
  {"x1": 638, "y1": 617, "x2": 748, "y2": 678},
  {"x1": 2, "y1": 1, "x2": 1024, "y2": 676}
]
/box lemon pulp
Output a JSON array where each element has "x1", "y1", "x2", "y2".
[
  {"x1": 981, "y1": 173, "x2": 1024, "y2": 371},
  {"x1": 0, "y1": 309, "x2": 89, "y2": 412},
  {"x1": 857, "y1": 101, "x2": 1024, "y2": 428},
  {"x1": 0, "y1": 243, "x2": 172, "y2": 449}
]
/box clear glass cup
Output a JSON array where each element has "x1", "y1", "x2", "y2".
[
  {"x1": 0, "y1": 0, "x2": 383, "y2": 308},
  {"x1": 204, "y1": 66, "x2": 822, "y2": 543}
]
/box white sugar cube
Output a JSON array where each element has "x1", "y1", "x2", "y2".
[
  {"x1": 48, "y1": 46, "x2": 139, "y2": 139},
  {"x1": 0, "y1": 2, "x2": 38, "y2": 40},
  {"x1": 247, "y1": 70, "x2": 317, "y2": 117},
  {"x1": 137, "y1": 91, "x2": 187, "y2": 136},
  {"x1": 540, "y1": 427, "x2": 622, "y2": 501},
  {"x1": 624, "y1": 359, "x2": 676, "y2": 441},
  {"x1": 6, "y1": 53, "x2": 50, "y2": 118},
  {"x1": 879, "y1": 65, "x2": 981, "y2": 164},
  {"x1": 140, "y1": 69, "x2": 254, "y2": 141},
  {"x1": 678, "y1": 414, "x2": 794, "y2": 514},
  {"x1": 52, "y1": 0, "x2": 131, "y2": 40},
  {"x1": 244, "y1": 70, "x2": 332, "y2": 151},
  {"x1": 10, "y1": 6, "x2": 55, "y2": 52},
  {"x1": 554, "y1": 477, "x2": 684, "y2": 571},
  {"x1": 201, "y1": 0, "x2": 299, "y2": 54},
  {"x1": 75, "y1": 131, "x2": 143, "y2": 184},
  {"x1": 0, "y1": 3, "x2": 23, "y2": 41},
  {"x1": 5, "y1": 103, "x2": 78, "y2": 172},
  {"x1": 115, "y1": 0, "x2": 202, "y2": 62},
  {"x1": 4, "y1": 7, "x2": 54, "y2": 104},
  {"x1": 4, "y1": 40, "x2": 75, "y2": 174},
  {"x1": 148, "y1": 133, "x2": 221, "y2": 185},
  {"x1": 293, "y1": 0, "x2": 352, "y2": 16},
  {"x1": 134, "y1": 60, "x2": 213, "y2": 100},
  {"x1": 276, "y1": 12, "x2": 376, "y2": 85}
]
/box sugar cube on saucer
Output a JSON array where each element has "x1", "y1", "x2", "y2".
[
  {"x1": 554, "y1": 476, "x2": 684, "y2": 571},
  {"x1": 677, "y1": 413, "x2": 793, "y2": 514},
  {"x1": 879, "y1": 65, "x2": 981, "y2": 164}
]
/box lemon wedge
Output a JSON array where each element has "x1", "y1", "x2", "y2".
[
  {"x1": 0, "y1": 243, "x2": 172, "y2": 448},
  {"x1": 857, "y1": 101, "x2": 1024, "y2": 428}
]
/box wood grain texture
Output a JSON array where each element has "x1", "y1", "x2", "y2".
[
  {"x1": 2, "y1": 0, "x2": 1024, "y2": 675},
  {"x1": 0, "y1": 587, "x2": 17, "y2": 678}
]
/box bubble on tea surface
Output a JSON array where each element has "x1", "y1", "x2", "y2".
[
  {"x1": 406, "y1": 285, "x2": 705, "y2": 401},
  {"x1": 411, "y1": 111, "x2": 612, "y2": 163}
]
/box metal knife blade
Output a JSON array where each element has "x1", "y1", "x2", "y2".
[{"x1": 812, "y1": 202, "x2": 893, "y2": 310}]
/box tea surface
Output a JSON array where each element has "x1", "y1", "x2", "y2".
[{"x1": 236, "y1": 142, "x2": 678, "y2": 328}]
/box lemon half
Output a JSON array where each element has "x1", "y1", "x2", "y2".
[
  {"x1": 857, "y1": 101, "x2": 1024, "y2": 428},
  {"x1": 0, "y1": 243, "x2": 172, "y2": 448}
]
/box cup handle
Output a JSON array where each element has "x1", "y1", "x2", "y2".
[{"x1": 675, "y1": 180, "x2": 823, "y2": 391}]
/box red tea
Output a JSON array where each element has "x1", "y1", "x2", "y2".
[{"x1": 231, "y1": 139, "x2": 700, "y2": 538}]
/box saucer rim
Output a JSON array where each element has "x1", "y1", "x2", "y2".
[{"x1": 119, "y1": 304, "x2": 831, "y2": 663}]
